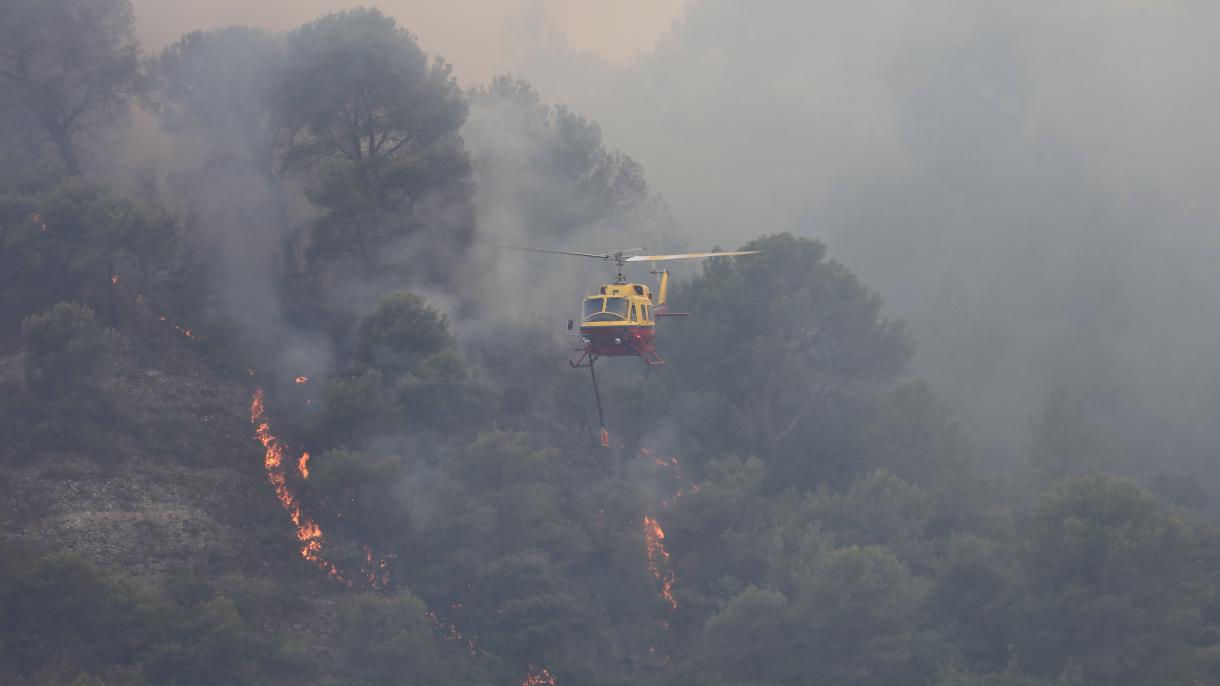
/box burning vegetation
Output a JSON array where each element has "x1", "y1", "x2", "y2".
[
  {"x1": 521, "y1": 666, "x2": 557, "y2": 685},
  {"x1": 426, "y1": 610, "x2": 480, "y2": 655},
  {"x1": 250, "y1": 389, "x2": 347, "y2": 584},
  {"x1": 640, "y1": 448, "x2": 692, "y2": 613},
  {"x1": 250, "y1": 389, "x2": 397, "y2": 590},
  {"x1": 643, "y1": 515, "x2": 678, "y2": 612}
]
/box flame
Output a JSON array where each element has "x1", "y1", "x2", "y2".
[
  {"x1": 153, "y1": 313, "x2": 200, "y2": 340},
  {"x1": 251, "y1": 389, "x2": 347, "y2": 584},
  {"x1": 639, "y1": 449, "x2": 687, "y2": 614},
  {"x1": 426, "y1": 610, "x2": 480, "y2": 654},
  {"x1": 110, "y1": 275, "x2": 119, "y2": 285},
  {"x1": 362, "y1": 545, "x2": 392, "y2": 590},
  {"x1": 295, "y1": 375, "x2": 309, "y2": 384},
  {"x1": 522, "y1": 666, "x2": 557, "y2": 685},
  {"x1": 298, "y1": 451, "x2": 310, "y2": 479},
  {"x1": 644, "y1": 449, "x2": 699, "y2": 506},
  {"x1": 643, "y1": 515, "x2": 677, "y2": 611}
]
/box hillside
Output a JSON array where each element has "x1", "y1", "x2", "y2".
[
  {"x1": 1, "y1": 337, "x2": 257, "y2": 580},
  {"x1": 4, "y1": 3, "x2": 1220, "y2": 686}
]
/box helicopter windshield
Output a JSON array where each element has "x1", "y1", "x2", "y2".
[
  {"x1": 604, "y1": 297, "x2": 629, "y2": 318},
  {"x1": 583, "y1": 298, "x2": 602, "y2": 320},
  {"x1": 583, "y1": 296, "x2": 631, "y2": 322}
]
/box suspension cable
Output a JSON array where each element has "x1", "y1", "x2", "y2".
[{"x1": 589, "y1": 359, "x2": 609, "y2": 447}]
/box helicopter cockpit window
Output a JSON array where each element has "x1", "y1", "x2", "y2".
[
  {"x1": 583, "y1": 298, "x2": 603, "y2": 320},
  {"x1": 604, "y1": 297, "x2": 629, "y2": 318},
  {"x1": 584, "y1": 297, "x2": 630, "y2": 322}
]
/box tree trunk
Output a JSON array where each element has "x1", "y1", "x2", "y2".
[{"x1": 45, "y1": 120, "x2": 82, "y2": 175}]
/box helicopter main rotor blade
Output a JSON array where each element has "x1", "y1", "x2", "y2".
[
  {"x1": 498, "y1": 245, "x2": 613, "y2": 260},
  {"x1": 624, "y1": 250, "x2": 762, "y2": 262}
]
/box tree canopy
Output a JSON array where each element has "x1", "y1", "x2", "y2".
[{"x1": 0, "y1": 0, "x2": 139, "y2": 174}]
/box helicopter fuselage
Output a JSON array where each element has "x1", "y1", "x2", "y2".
[
  {"x1": 580, "y1": 321, "x2": 657, "y2": 357},
  {"x1": 574, "y1": 281, "x2": 665, "y2": 365}
]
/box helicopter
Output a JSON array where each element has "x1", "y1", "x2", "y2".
[
  {"x1": 507, "y1": 246, "x2": 761, "y2": 366},
  {"x1": 507, "y1": 245, "x2": 760, "y2": 446}
]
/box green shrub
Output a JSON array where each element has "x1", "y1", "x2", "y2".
[{"x1": 22, "y1": 303, "x2": 117, "y2": 398}]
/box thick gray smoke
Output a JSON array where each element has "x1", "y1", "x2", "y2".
[
  {"x1": 503, "y1": 0, "x2": 1220, "y2": 469},
  {"x1": 456, "y1": 77, "x2": 683, "y2": 347},
  {"x1": 124, "y1": 27, "x2": 332, "y2": 386}
]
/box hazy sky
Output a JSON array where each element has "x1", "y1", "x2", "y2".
[{"x1": 130, "y1": 0, "x2": 686, "y2": 86}]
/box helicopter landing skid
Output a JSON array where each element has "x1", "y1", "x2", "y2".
[
  {"x1": 569, "y1": 345, "x2": 665, "y2": 367},
  {"x1": 569, "y1": 348, "x2": 598, "y2": 368},
  {"x1": 633, "y1": 344, "x2": 666, "y2": 366}
]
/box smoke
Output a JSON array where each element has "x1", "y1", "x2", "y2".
[
  {"x1": 453, "y1": 77, "x2": 684, "y2": 350},
  {"x1": 116, "y1": 27, "x2": 335, "y2": 389},
  {"x1": 502, "y1": 0, "x2": 1220, "y2": 469}
]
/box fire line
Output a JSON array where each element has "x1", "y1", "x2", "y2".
[
  {"x1": 251, "y1": 389, "x2": 347, "y2": 584},
  {"x1": 521, "y1": 666, "x2": 557, "y2": 685},
  {"x1": 643, "y1": 515, "x2": 677, "y2": 611}
]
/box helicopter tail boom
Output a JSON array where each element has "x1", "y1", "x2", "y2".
[{"x1": 655, "y1": 269, "x2": 669, "y2": 307}]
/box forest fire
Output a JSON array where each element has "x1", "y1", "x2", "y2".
[
  {"x1": 250, "y1": 389, "x2": 347, "y2": 584},
  {"x1": 106, "y1": 269, "x2": 202, "y2": 341},
  {"x1": 362, "y1": 546, "x2": 392, "y2": 590},
  {"x1": 295, "y1": 375, "x2": 309, "y2": 384},
  {"x1": 521, "y1": 666, "x2": 557, "y2": 685},
  {"x1": 645, "y1": 450, "x2": 699, "y2": 506},
  {"x1": 638, "y1": 448, "x2": 688, "y2": 613},
  {"x1": 297, "y1": 451, "x2": 310, "y2": 479},
  {"x1": 643, "y1": 515, "x2": 677, "y2": 611},
  {"x1": 426, "y1": 610, "x2": 479, "y2": 654},
  {"x1": 155, "y1": 313, "x2": 201, "y2": 340}
]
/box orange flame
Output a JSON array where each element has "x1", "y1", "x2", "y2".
[
  {"x1": 297, "y1": 451, "x2": 310, "y2": 479},
  {"x1": 362, "y1": 545, "x2": 392, "y2": 590},
  {"x1": 110, "y1": 272, "x2": 200, "y2": 341},
  {"x1": 426, "y1": 610, "x2": 480, "y2": 654},
  {"x1": 522, "y1": 666, "x2": 557, "y2": 685},
  {"x1": 295, "y1": 375, "x2": 309, "y2": 384},
  {"x1": 251, "y1": 389, "x2": 347, "y2": 584},
  {"x1": 154, "y1": 314, "x2": 200, "y2": 340},
  {"x1": 645, "y1": 449, "x2": 698, "y2": 506},
  {"x1": 643, "y1": 515, "x2": 677, "y2": 611}
]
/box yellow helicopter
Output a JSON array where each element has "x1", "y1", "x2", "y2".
[
  {"x1": 508, "y1": 245, "x2": 760, "y2": 446},
  {"x1": 509, "y1": 246, "x2": 760, "y2": 367}
]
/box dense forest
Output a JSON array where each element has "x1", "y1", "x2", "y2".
[{"x1": 2, "y1": 2, "x2": 1219, "y2": 685}]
